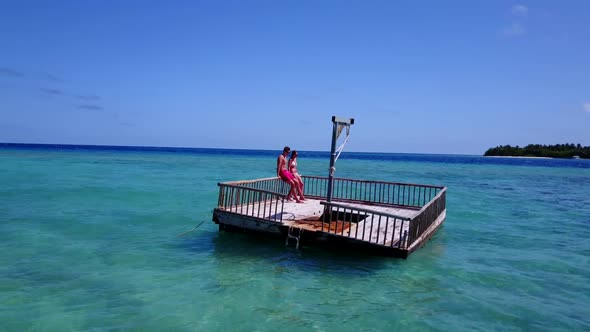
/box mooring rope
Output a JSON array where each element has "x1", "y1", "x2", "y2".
[
  {"x1": 334, "y1": 127, "x2": 350, "y2": 162},
  {"x1": 176, "y1": 220, "x2": 206, "y2": 237}
]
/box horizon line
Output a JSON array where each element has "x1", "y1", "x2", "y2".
[{"x1": 0, "y1": 142, "x2": 481, "y2": 157}]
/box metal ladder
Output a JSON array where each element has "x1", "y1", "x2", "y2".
[{"x1": 285, "y1": 226, "x2": 303, "y2": 249}]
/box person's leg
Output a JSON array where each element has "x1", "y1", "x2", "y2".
[
  {"x1": 287, "y1": 187, "x2": 299, "y2": 201},
  {"x1": 292, "y1": 178, "x2": 303, "y2": 200},
  {"x1": 286, "y1": 192, "x2": 295, "y2": 201},
  {"x1": 281, "y1": 171, "x2": 302, "y2": 203},
  {"x1": 295, "y1": 174, "x2": 305, "y2": 200},
  {"x1": 289, "y1": 180, "x2": 303, "y2": 203},
  {"x1": 280, "y1": 171, "x2": 295, "y2": 200}
]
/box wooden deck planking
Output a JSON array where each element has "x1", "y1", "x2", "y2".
[
  {"x1": 316, "y1": 200, "x2": 413, "y2": 247},
  {"x1": 220, "y1": 199, "x2": 417, "y2": 247}
]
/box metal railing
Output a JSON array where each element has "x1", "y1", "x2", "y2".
[
  {"x1": 407, "y1": 188, "x2": 446, "y2": 247},
  {"x1": 319, "y1": 187, "x2": 447, "y2": 249},
  {"x1": 225, "y1": 177, "x2": 290, "y2": 195},
  {"x1": 319, "y1": 201, "x2": 412, "y2": 248},
  {"x1": 303, "y1": 176, "x2": 443, "y2": 208},
  {"x1": 217, "y1": 177, "x2": 447, "y2": 249},
  {"x1": 217, "y1": 182, "x2": 286, "y2": 222}
]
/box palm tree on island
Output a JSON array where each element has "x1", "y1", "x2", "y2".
[{"x1": 484, "y1": 143, "x2": 590, "y2": 159}]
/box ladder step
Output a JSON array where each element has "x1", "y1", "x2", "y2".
[{"x1": 285, "y1": 226, "x2": 303, "y2": 249}]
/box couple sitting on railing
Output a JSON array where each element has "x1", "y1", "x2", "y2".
[{"x1": 277, "y1": 146, "x2": 306, "y2": 203}]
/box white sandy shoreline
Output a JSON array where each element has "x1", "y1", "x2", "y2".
[{"x1": 484, "y1": 155, "x2": 554, "y2": 159}]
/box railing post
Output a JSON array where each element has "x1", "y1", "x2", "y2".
[{"x1": 218, "y1": 185, "x2": 224, "y2": 208}]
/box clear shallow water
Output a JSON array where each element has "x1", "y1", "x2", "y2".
[{"x1": 1, "y1": 146, "x2": 589, "y2": 331}]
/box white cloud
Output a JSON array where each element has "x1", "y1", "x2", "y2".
[
  {"x1": 583, "y1": 102, "x2": 590, "y2": 113},
  {"x1": 504, "y1": 23, "x2": 526, "y2": 36},
  {"x1": 503, "y1": 5, "x2": 528, "y2": 37},
  {"x1": 511, "y1": 4, "x2": 529, "y2": 17}
]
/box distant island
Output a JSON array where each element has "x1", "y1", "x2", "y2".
[{"x1": 484, "y1": 144, "x2": 589, "y2": 159}]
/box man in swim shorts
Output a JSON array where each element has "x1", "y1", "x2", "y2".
[{"x1": 277, "y1": 146, "x2": 303, "y2": 203}]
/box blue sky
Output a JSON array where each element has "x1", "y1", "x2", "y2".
[{"x1": 1, "y1": 1, "x2": 589, "y2": 154}]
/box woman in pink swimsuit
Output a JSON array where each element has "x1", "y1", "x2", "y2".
[{"x1": 289, "y1": 150, "x2": 305, "y2": 200}]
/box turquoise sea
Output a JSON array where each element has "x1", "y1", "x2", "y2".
[{"x1": 1, "y1": 145, "x2": 589, "y2": 331}]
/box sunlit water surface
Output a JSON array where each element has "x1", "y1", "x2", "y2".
[{"x1": 1, "y1": 146, "x2": 589, "y2": 331}]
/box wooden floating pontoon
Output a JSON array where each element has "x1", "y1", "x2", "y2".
[
  {"x1": 212, "y1": 176, "x2": 447, "y2": 258},
  {"x1": 212, "y1": 116, "x2": 446, "y2": 258}
]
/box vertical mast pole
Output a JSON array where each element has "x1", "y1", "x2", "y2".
[{"x1": 327, "y1": 116, "x2": 338, "y2": 203}]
